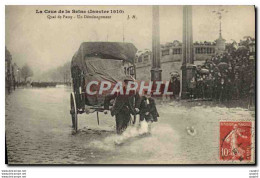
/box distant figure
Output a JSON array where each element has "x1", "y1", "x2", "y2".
[
  {"x1": 196, "y1": 76, "x2": 204, "y2": 99},
  {"x1": 168, "y1": 73, "x2": 175, "y2": 99},
  {"x1": 226, "y1": 78, "x2": 233, "y2": 102},
  {"x1": 206, "y1": 73, "x2": 214, "y2": 99},
  {"x1": 169, "y1": 73, "x2": 180, "y2": 100},
  {"x1": 218, "y1": 78, "x2": 226, "y2": 103},
  {"x1": 201, "y1": 75, "x2": 207, "y2": 99},
  {"x1": 170, "y1": 73, "x2": 180, "y2": 99},
  {"x1": 175, "y1": 75, "x2": 181, "y2": 100},
  {"x1": 248, "y1": 81, "x2": 255, "y2": 109},
  {"x1": 233, "y1": 74, "x2": 241, "y2": 100},
  {"x1": 188, "y1": 77, "x2": 196, "y2": 100},
  {"x1": 13, "y1": 78, "x2": 16, "y2": 91}
]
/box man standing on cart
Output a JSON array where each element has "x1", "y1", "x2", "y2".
[{"x1": 104, "y1": 77, "x2": 141, "y2": 134}]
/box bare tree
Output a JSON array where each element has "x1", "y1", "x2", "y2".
[{"x1": 21, "y1": 64, "x2": 33, "y2": 82}]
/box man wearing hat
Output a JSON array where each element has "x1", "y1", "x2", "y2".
[
  {"x1": 139, "y1": 90, "x2": 159, "y2": 124},
  {"x1": 169, "y1": 72, "x2": 180, "y2": 100},
  {"x1": 104, "y1": 76, "x2": 141, "y2": 134}
]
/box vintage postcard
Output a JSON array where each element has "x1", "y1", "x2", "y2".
[{"x1": 5, "y1": 5, "x2": 255, "y2": 164}]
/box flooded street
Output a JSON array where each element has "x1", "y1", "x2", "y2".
[{"x1": 5, "y1": 87, "x2": 255, "y2": 164}]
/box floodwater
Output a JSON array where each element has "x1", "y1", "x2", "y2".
[{"x1": 5, "y1": 86, "x2": 255, "y2": 164}]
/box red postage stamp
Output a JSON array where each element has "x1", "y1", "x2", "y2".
[{"x1": 220, "y1": 121, "x2": 252, "y2": 161}]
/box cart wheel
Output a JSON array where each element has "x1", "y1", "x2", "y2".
[{"x1": 70, "y1": 93, "x2": 78, "y2": 132}]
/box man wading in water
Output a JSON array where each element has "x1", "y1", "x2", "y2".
[
  {"x1": 139, "y1": 90, "x2": 159, "y2": 133},
  {"x1": 103, "y1": 77, "x2": 140, "y2": 134}
]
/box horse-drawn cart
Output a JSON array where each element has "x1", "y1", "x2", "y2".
[{"x1": 70, "y1": 42, "x2": 137, "y2": 132}]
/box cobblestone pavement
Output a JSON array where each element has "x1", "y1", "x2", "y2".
[{"x1": 5, "y1": 87, "x2": 255, "y2": 164}]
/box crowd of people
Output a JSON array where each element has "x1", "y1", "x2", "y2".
[
  {"x1": 169, "y1": 50, "x2": 255, "y2": 105},
  {"x1": 193, "y1": 51, "x2": 255, "y2": 103}
]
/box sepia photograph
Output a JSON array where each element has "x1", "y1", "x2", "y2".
[{"x1": 5, "y1": 5, "x2": 255, "y2": 165}]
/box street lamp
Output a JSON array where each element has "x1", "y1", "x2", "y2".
[
  {"x1": 212, "y1": 8, "x2": 228, "y2": 38},
  {"x1": 212, "y1": 8, "x2": 228, "y2": 54}
]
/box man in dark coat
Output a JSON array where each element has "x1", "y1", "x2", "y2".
[
  {"x1": 206, "y1": 73, "x2": 214, "y2": 99},
  {"x1": 139, "y1": 91, "x2": 159, "y2": 123},
  {"x1": 218, "y1": 77, "x2": 226, "y2": 103},
  {"x1": 169, "y1": 72, "x2": 180, "y2": 100},
  {"x1": 104, "y1": 78, "x2": 141, "y2": 134},
  {"x1": 188, "y1": 76, "x2": 196, "y2": 99},
  {"x1": 225, "y1": 78, "x2": 233, "y2": 101},
  {"x1": 213, "y1": 72, "x2": 222, "y2": 100},
  {"x1": 173, "y1": 75, "x2": 181, "y2": 99},
  {"x1": 233, "y1": 74, "x2": 241, "y2": 100},
  {"x1": 139, "y1": 91, "x2": 159, "y2": 133}
]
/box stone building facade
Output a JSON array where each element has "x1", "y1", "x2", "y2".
[{"x1": 135, "y1": 40, "x2": 225, "y2": 81}]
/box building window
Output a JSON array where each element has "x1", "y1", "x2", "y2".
[
  {"x1": 173, "y1": 48, "x2": 181, "y2": 55},
  {"x1": 143, "y1": 55, "x2": 149, "y2": 62},
  {"x1": 250, "y1": 45, "x2": 255, "y2": 53},
  {"x1": 194, "y1": 47, "x2": 216, "y2": 54},
  {"x1": 162, "y1": 49, "x2": 170, "y2": 56},
  {"x1": 138, "y1": 56, "x2": 142, "y2": 63}
]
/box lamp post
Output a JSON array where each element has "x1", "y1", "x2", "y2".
[
  {"x1": 212, "y1": 8, "x2": 228, "y2": 38},
  {"x1": 151, "y1": 5, "x2": 162, "y2": 82},
  {"x1": 212, "y1": 8, "x2": 228, "y2": 54},
  {"x1": 181, "y1": 5, "x2": 196, "y2": 99}
]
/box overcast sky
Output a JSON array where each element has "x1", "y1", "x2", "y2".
[{"x1": 6, "y1": 5, "x2": 255, "y2": 74}]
